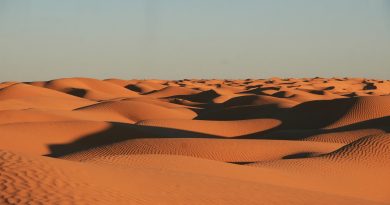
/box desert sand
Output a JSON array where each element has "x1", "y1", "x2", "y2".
[{"x1": 0, "y1": 77, "x2": 389, "y2": 204}]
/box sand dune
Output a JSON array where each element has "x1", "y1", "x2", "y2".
[
  {"x1": 144, "y1": 86, "x2": 200, "y2": 98},
  {"x1": 137, "y1": 118, "x2": 281, "y2": 137},
  {"x1": 249, "y1": 134, "x2": 390, "y2": 202},
  {"x1": 325, "y1": 96, "x2": 390, "y2": 128},
  {"x1": 222, "y1": 94, "x2": 298, "y2": 108},
  {"x1": 61, "y1": 138, "x2": 343, "y2": 163},
  {"x1": 76, "y1": 100, "x2": 197, "y2": 122},
  {"x1": 125, "y1": 81, "x2": 167, "y2": 94},
  {"x1": 0, "y1": 77, "x2": 389, "y2": 204},
  {"x1": 35, "y1": 77, "x2": 139, "y2": 101},
  {"x1": 0, "y1": 121, "x2": 111, "y2": 155},
  {"x1": 2, "y1": 150, "x2": 383, "y2": 205},
  {"x1": 0, "y1": 83, "x2": 94, "y2": 110}
]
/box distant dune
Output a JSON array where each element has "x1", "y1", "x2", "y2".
[{"x1": 0, "y1": 77, "x2": 389, "y2": 204}]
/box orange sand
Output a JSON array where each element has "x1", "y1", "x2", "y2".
[{"x1": 0, "y1": 77, "x2": 389, "y2": 204}]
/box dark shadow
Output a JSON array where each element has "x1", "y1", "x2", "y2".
[
  {"x1": 221, "y1": 95, "x2": 273, "y2": 107},
  {"x1": 282, "y1": 152, "x2": 314, "y2": 159},
  {"x1": 67, "y1": 88, "x2": 87, "y2": 98},
  {"x1": 243, "y1": 116, "x2": 390, "y2": 140},
  {"x1": 239, "y1": 86, "x2": 280, "y2": 95},
  {"x1": 125, "y1": 84, "x2": 142, "y2": 92},
  {"x1": 168, "y1": 89, "x2": 220, "y2": 103},
  {"x1": 141, "y1": 89, "x2": 158, "y2": 95},
  {"x1": 363, "y1": 83, "x2": 377, "y2": 90},
  {"x1": 323, "y1": 86, "x2": 335, "y2": 90},
  {"x1": 196, "y1": 97, "x2": 355, "y2": 130},
  {"x1": 195, "y1": 104, "x2": 283, "y2": 120},
  {"x1": 342, "y1": 92, "x2": 359, "y2": 97},
  {"x1": 47, "y1": 122, "x2": 223, "y2": 157},
  {"x1": 47, "y1": 116, "x2": 389, "y2": 158},
  {"x1": 192, "y1": 97, "x2": 390, "y2": 140},
  {"x1": 308, "y1": 90, "x2": 325, "y2": 95},
  {"x1": 271, "y1": 91, "x2": 295, "y2": 98},
  {"x1": 274, "y1": 97, "x2": 356, "y2": 130},
  {"x1": 228, "y1": 161, "x2": 254, "y2": 165}
]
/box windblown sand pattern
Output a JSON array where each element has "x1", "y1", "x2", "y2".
[{"x1": 0, "y1": 77, "x2": 389, "y2": 204}]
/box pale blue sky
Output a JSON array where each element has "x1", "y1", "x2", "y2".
[{"x1": 0, "y1": 0, "x2": 389, "y2": 81}]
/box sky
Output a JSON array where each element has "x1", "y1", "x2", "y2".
[{"x1": 0, "y1": 0, "x2": 389, "y2": 81}]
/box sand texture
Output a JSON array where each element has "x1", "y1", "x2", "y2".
[{"x1": 0, "y1": 77, "x2": 389, "y2": 204}]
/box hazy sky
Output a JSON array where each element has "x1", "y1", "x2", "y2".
[{"x1": 0, "y1": 0, "x2": 389, "y2": 81}]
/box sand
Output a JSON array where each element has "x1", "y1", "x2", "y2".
[{"x1": 0, "y1": 77, "x2": 389, "y2": 204}]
